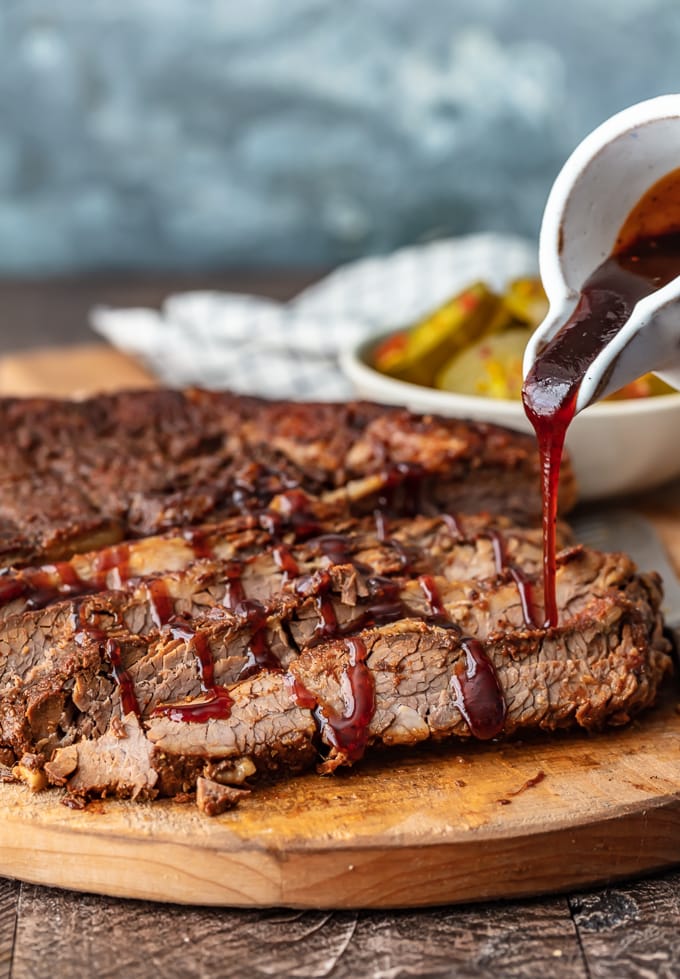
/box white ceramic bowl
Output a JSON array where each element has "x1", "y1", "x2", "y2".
[{"x1": 340, "y1": 333, "x2": 680, "y2": 501}]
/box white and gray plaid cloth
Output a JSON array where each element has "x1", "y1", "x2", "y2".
[{"x1": 91, "y1": 233, "x2": 536, "y2": 400}]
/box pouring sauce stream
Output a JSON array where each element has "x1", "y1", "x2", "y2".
[{"x1": 523, "y1": 167, "x2": 680, "y2": 626}]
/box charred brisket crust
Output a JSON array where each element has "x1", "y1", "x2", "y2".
[{"x1": 0, "y1": 389, "x2": 577, "y2": 567}]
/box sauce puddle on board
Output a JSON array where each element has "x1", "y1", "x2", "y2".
[{"x1": 522, "y1": 167, "x2": 680, "y2": 627}]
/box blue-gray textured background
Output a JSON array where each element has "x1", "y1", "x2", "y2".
[{"x1": 1, "y1": 0, "x2": 679, "y2": 273}]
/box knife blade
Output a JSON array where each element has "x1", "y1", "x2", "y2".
[{"x1": 571, "y1": 508, "x2": 680, "y2": 631}]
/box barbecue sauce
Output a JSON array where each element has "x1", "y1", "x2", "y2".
[
  {"x1": 73, "y1": 615, "x2": 142, "y2": 719},
  {"x1": 222, "y1": 561, "x2": 246, "y2": 610},
  {"x1": 0, "y1": 531, "x2": 225, "y2": 614},
  {"x1": 151, "y1": 618, "x2": 234, "y2": 723},
  {"x1": 153, "y1": 601, "x2": 280, "y2": 721},
  {"x1": 487, "y1": 530, "x2": 541, "y2": 629},
  {"x1": 523, "y1": 167, "x2": 680, "y2": 627},
  {"x1": 147, "y1": 579, "x2": 174, "y2": 628},
  {"x1": 235, "y1": 599, "x2": 282, "y2": 678},
  {"x1": 418, "y1": 574, "x2": 506, "y2": 739},
  {"x1": 272, "y1": 545, "x2": 300, "y2": 579},
  {"x1": 321, "y1": 637, "x2": 375, "y2": 761},
  {"x1": 314, "y1": 534, "x2": 355, "y2": 568},
  {"x1": 94, "y1": 545, "x2": 131, "y2": 589},
  {"x1": 261, "y1": 489, "x2": 323, "y2": 540},
  {"x1": 25, "y1": 562, "x2": 91, "y2": 611},
  {"x1": 182, "y1": 527, "x2": 214, "y2": 560},
  {"x1": 418, "y1": 574, "x2": 449, "y2": 623},
  {"x1": 106, "y1": 638, "x2": 143, "y2": 719},
  {"x1": 377, "y1": 462, "x2": 430, "y2": 516},
  {"x1": 441, "y1": 512, "x2": 464, "y2": 538},
  {"x1": 0, "y1": 576, "x2": 27, "y2": 605},
  {"x1": 293, "y1": 637, "x2": 376, "y2": 762},
  {"x1": 150, "y1": 686, "x2": 233, "y2": 724},
  {"x1": 374, "y1": 509, "x2": 388, "y2": 542},
  {"x1": 451, "y1": 638, "x2": 507, "y2": 740},
  {"x1": 315, "y1": 593, "x2": 340, "y2": 642}
]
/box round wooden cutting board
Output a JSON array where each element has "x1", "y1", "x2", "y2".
[{"x1": 0, "y1": 687, "x2": 678, "y2": 908}]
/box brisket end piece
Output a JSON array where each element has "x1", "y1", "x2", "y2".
[{"x1": 44, "y1": 716, "x2": 158, "y2": 801}]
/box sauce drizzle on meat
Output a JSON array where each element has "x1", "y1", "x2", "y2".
[
  {"x1": 487, "y1": 530, "x2": 542, "y2": 629},
  {"x1": 151, "y1": 618, "x2": 235, "y2": 723},
  {"x1": 290, "y1": 638, "x2": 376, "y2": 763},
  {"x1": 419, "y1": 574, "x2": 506, "y2": 739}
]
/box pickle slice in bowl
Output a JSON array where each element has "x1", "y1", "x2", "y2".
[
  {"x1": 504, "y1": 277, "x2": 549, "y2": 327},
  {"x1": 435, "y1": 327, "x2": 533, "y2": 399},
  {"x1": 373, "y1": 283, "x2": 508, "y2": 387}
]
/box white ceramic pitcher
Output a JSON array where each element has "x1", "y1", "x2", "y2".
[{"x1": 524, "y1": 95, "x2": 680, "y2": 412}]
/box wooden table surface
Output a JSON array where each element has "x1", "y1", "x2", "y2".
[{"x1": 0, "y1": 273, "x2": 679, "y2": 978}]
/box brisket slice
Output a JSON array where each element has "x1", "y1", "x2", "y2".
[
  {"x1": 0, "y1": 510, "x2": 562, "y2": 760},
  {"x1": 0, "y1": 522, "x2": 596, "y2": 757},
  {"x1": 0, "y1": 390, "x2": 577, "y2": 566},
  {"x1": 0, "y1": 509, "x2": 560, "y2": 620},
  {"x1": 47, "y1": 589, "x2": 670, "y2": 800},
  {"x1": 0, "y1": 540, "x2": 669, "y2": 801}
]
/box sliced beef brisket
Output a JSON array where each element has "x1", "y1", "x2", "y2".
[
  {"x1": 0, "y1": 389, "x2": 669, "y2": 813},
  {"x1": 0, "y1": 509, "x2": 560, "y2": 621},
  {"x1": 0, "y1": 535, "x2": 670, "y2": 802},
  {"x1": 48, "y1": 590, "x2": 670, "y2": 800}
]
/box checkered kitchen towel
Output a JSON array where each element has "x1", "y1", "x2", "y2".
[{"x1": 91, "y1": 233, "x2": 536, "y2": 401}]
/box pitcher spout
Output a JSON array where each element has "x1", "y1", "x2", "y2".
[{"x1": 574, "y1": 278, "x2": 680, "y2": 412}]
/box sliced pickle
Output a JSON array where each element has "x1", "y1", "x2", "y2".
[
  {"x1": 373, "y1": 283, "x2": 510, "y2": 387},
  {"x1": 504, "y1": 277, "x2": 549, "y2": 327},
  {"x1": 372, "y1": 330, "x2": 409, "y2": 374},
  {"x1": 372, "y1": 273, "x2": 675, "y2": 402},
  {"x1": 436, "y1": 328, "x2": 533, "y2": 400}
]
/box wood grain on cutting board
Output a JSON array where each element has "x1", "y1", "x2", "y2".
[
  {"x1": 0, "y1": 344, "x2": 156, "y2": 397},
  {"x1": 0, "y1": 341, "x2": 677, "y2": 909}
]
